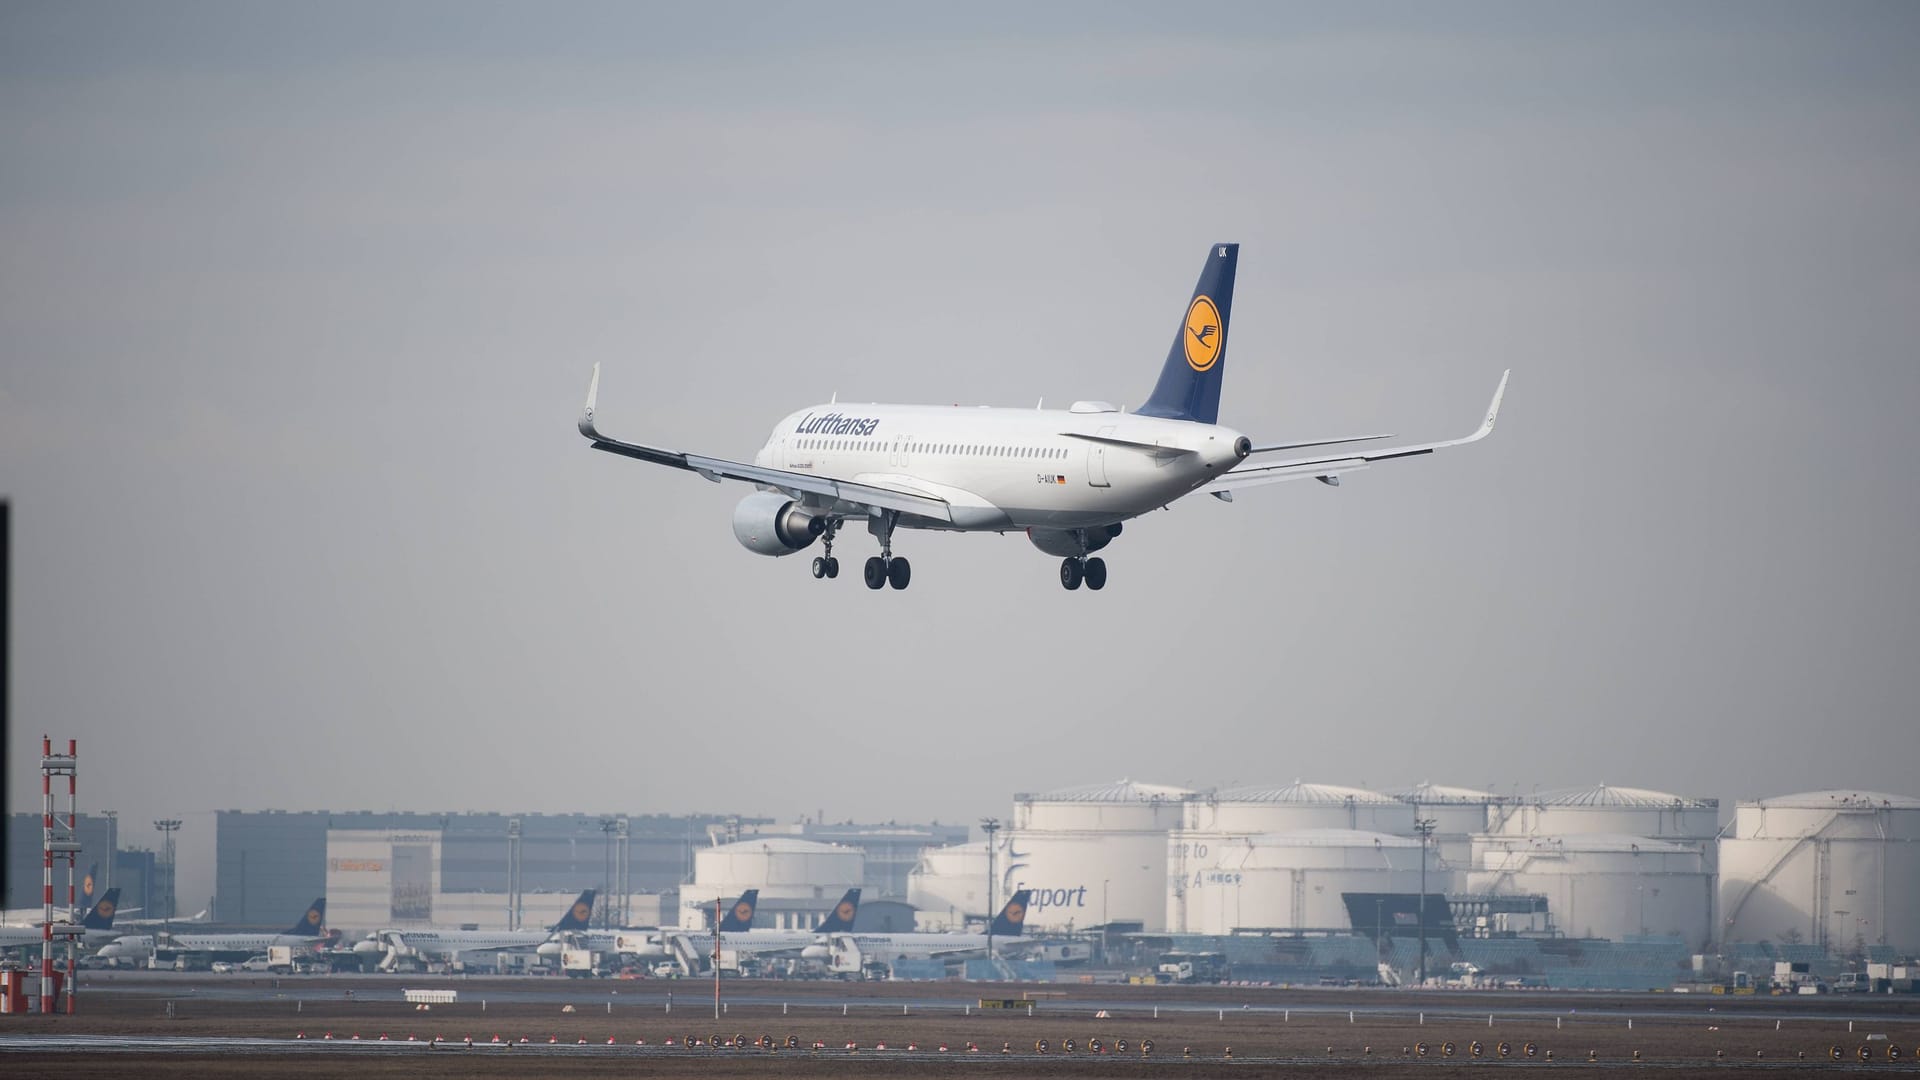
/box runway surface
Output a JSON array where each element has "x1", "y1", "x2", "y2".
[{"x1": 3, "y1": 973, "x2": 1917, "y2": 1077}]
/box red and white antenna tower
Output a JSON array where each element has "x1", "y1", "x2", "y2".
[{"x1": 41, "y1": 735, "x2": 81, "y2": 1014}]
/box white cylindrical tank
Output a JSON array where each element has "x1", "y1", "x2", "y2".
[
  {"x1": 1394, "y1": 782, "x2": 1502, "y2": 870},
  {"x1": 1006, "y1": 779, "x2": 1191, "y2": 932},
  {"x1": 682, "y1": 838, "x2": 863, "y2": 929},
  {"x1": 1469, "y1": 833, "x2": 1713, "y2": 947},
  {"x1": 1183, "y1": 781, "x2": 1415, "y2": 835},
  {"x1": 1497, "y1": 785, "x2": 1719, "y2": 842},
  {"x1": 1177, "y1": 830, "x2": 1440, "y2": 935},
  {"x1": 1718, "y1": 790, "x2": 1920, "y2": 954},
  {"x1": 906, "y1": 841, "x2": 989, "y2": 931}
]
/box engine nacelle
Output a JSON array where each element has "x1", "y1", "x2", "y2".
[
  {"x1": 732, "y1": 492, "x2": 824, "y2": 557},
  {"x1": 1026, "y1": 523, "x2": 1121, "y2": 558}
]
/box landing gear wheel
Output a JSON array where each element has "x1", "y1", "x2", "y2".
[
  {"x1": 824, "y1": 557, "x2": 839, "y2": 579},
  {"x1": 810, "y1": 557, "x2": 827, "y2": 579},
  {"x1": 863, "y1": 556, "x2": 887, "y2": 590},
  {"x1": 1060, "y1": 558, "x2": 1083, "y2": 590},
  {"x1": 1084, "y1": 557, "x2": 1107, "y2": 590},
  {"x1": 887, "y1": 557, "x2": 912, "y2": 590}
]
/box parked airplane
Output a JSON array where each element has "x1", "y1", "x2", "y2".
[
  {"x1": 0, "y1": 889, "x2": 123, "y2": 950},
  {"x1": 554, "y1": 888, "x2": 761, "y2": 959},
  {"x1": 579, "y1": 243, "x2": 1507, "y2": 590},
  {"x1": 611, "y1": 889, "x2": 863, "y2": 974},
  {"x1": 810, "y1": 889, "x2": 1033, "y2": 974},
  {"x1": 95, "y1": 896, "x2": 327, "y2": 963},
  {"x1": 353, "y1": 889, "x2": 596, "y2": 970}
]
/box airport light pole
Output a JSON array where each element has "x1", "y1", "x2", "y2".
[
  {"x1": 599, "y1": 817, "x2": 617, "y2": 930},
  {"x1": 1414, "y1": 817, "x2": 1435, "y2": 986},
  {"x1": 980, "y1": 817, "x2": 1000, "y2": 970},
  {"x1": 154, "y1": 820, "x2": 181, "y2": 925}
]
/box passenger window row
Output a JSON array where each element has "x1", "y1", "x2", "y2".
[{"x1": 796, "y1": 438, "x2": 1067, "y2": 460}]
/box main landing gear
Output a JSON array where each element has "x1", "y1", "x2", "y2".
[
  {"x1": 862, "y1": 512, "x2": 911, "y2": 591},
  {"x1": 1060, "y1": 556, "x2": 1107, "y2": 591},
  {"x1": 809, "y1": 519, "x2": 841, "y2": 580}
]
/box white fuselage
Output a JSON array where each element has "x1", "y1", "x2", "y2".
[
  {"x1": 95, "y1": 931, "x2": 317, "y2": 961},
  {"x1": 757, "y1": 403, "x2": 1246, "y2": 530},
  {"x1": 373, "y1": 927, "x2": 554, "y2": 960},
  {"x1": 820, "y1": 929, "x2": 1018, "y2": 971},
  {"x1": 0, "y1": 924, "x2": 121, "y2": 950}
]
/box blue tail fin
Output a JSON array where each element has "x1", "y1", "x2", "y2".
[
  {"x1": 1137, "y1": 243, "x2": 1239, "y2": 424},
  {"x1": 812, "y1": 888, "x2": 860, "y2": 932},
  {"x1": 549, "y1": 889, "x2": 596, "y2": 931},
  {"x1": 81, "y1": 888, "x2": 121, "y2": 930},
  {"x1": 717, "y1": 889, "x2": 759, "y2": 931},
  {"x1": 287, "y1": 898, "x2": 326, "y2": 936},
  {"x1": 989, "y1": 889, "x2": 1031, "y2": 937}
]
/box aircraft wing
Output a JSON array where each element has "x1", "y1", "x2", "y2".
[
  {"x1": 578, "y1": 365, "x2": 953, "y2": 523},
  {"x1": 1211, "y1": 370, "x2": 1507, "y2": 494}
]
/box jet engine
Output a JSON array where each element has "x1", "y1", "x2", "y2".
[
  {"x1": 731, "y1": 492, "x2": 825, "y2": 556},
  {"x1": 1025, "y1": 523, "x2": 1121, "y2": 558}
]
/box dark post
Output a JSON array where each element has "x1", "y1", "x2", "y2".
[
  {"x1": 1414, "y1": 817, "x2": 1436, "y2": 985},
  {"x1": 980, "y1": 817, "x2": 1000, "y2": 972}
]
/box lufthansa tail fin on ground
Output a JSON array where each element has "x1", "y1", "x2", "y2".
[
  {"x1": 287, "y1": 898, "x2": 327, "y2": 937},
  {"x1": 989, "y1": 889, "x2": 1032, "y2": 938},
  {"x1": 811, "y1": 888, "x2": 861, "y2": 933},
  {"x1": 549, "y1": 890, "x2": 596, "y2": 932},
  {"x1": 718, "y1": 889, "x2": 760, "y2": 931},
  {"x1": 1138, "y1": 243, "x2": 1238, "y2": 425},
  {"x1": 81, "y1": 888, "x2": 122, "y2": 930}
]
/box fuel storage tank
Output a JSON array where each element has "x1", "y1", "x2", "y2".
[
  {"x1": 1005, "y1": 779, "x2": 1192, "y2": 932},
  {"x1": 1496, "y1": 784, "x2": 1719, "y2": 844},
  {"x1": 682, "y1": 838, "x2": 863, "y2": 929},
  {"x1": 1175, "y1": 829, "x2": 1438, "y2": 935},
  {"x1": 1469, "y1": 833, "x2": 1713, "y2": 947},
  {"x1": 1718, "y1": 790, "x2": 1920, "y2": 954}
]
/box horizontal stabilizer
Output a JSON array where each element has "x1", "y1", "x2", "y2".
[{"x1": 1058, "y1": 431, "x2": 1196, "y2": 455}]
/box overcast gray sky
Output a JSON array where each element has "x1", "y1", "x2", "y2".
[{"x1": 5, "y1": 2, "x2": 1918, "y2": 900}]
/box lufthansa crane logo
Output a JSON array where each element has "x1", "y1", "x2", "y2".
[
  {"x1": 734, "y1": 901, "x2": 755, "y2": 922},
  {"x1": 96, "y1": 899, "x2": 116, "y2": 919},
  {"x1": 572, "y1": 902, "x2": 591, "y2": 923},
  {"x1": 307, "y1": 908, "x2": 322, "y2": 926},
  {"x1": 1003, "y1": 901, "x2": 1026, "y2": 925},
  {"x1": 1183, "y1": 295, "x2": 1222, "y2": 373},
  {"x1": 834, "y1": 901, "x2": 856, "y2": 922}
]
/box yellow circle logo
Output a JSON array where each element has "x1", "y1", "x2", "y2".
[
  {"x1": 97, "y1": 900, "x2": 116, "y2": 919},
  {"x1": 572, "y1": 902, "x2": 591, "y2": 923},
  {"x1": 1004, "y1": 902, "x2": 1026, "y2": 925},
  {"x1": 1183, "y1": 295, "x2": 1223, "y2": 372},
  {"x1": 733, "y1": 902, "x2": 754, "y2": 922},
  {"x1": 307, "y1": 908, "x2": 322, "y2": 925},
  {"x1": 835, "y1": 901, "x2": 855, "y2": 922}
]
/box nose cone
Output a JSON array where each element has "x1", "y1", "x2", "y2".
[
  {"x1": 536, "y1": 941, "x2": 564, "y2": 957},
  {"x1": 800, "y1": 944, "x2": 830, "y2": 961},
  {"x1": 352, "y1": 936, "x2": 384, "y2": 955}
]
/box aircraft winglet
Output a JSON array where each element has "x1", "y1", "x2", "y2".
[{"x1": 579, "y1": 363, "x2": 603, "y2": 439}]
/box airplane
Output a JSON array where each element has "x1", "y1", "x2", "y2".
[
  {"x1": 809, "y1": 889, "x2": 1033, "y2": 975},
  {"x1": 95, "y1": 897, "x2": 329, "y2": 964},
  {"x1": 0, "y1": 888, "x2": 124, "y2": 950},
  {"x1": 578, "y1": 243, "x2": 1508, "y2": 591},
  {"x1": 609, "y1": 889, "x2": 863, "y2": 974},
  {"x1": 547, "y1": 888, "x2": 764, "y2": 960},
  {"x1": 352, "y1": 889, "x2": 596, "y2": 971}
]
